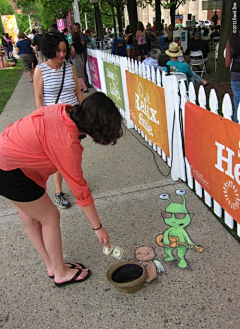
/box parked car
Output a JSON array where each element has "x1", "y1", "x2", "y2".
[{"x1": 195, "y1": 20, "x2": 211, "y2": 28}]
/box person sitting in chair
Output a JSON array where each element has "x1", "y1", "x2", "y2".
[
  {"x1": 185, "y1": 31, "x2": 210, "y2": 73},
  {"x1": 163, "y1": 42, "x2": 210, "y2": 87}
]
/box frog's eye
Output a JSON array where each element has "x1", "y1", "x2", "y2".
[
  {"x1": 176, "y1": 189, "x2": 186, "y2": 196},
  {"x1": 159, "y1": 193, "x2": 169, "y2": 200}
]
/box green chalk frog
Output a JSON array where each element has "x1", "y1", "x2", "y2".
[{"x1": 156, "y1": 189, "x2": 196, "y2": 269}]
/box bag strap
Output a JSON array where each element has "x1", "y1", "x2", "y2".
[{"x1": 55, "y1": 61, "x2": 66, "y2": 104}]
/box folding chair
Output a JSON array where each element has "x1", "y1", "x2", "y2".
[
  {"x1": 214, "y1": 43, "x2": 219, "y2": 72},
  {"x1": 170, "y1": 72, "x2": 189, "y2": 92},
  {"x1": 170, "y1": 72, "x2": 188, "y2": 84},
  {"x1": 189, "y1": 50, "x2": 206, "y2": 77},
  {"x1": 212, "y1": 36, "x2": 220, "y2": 51}
]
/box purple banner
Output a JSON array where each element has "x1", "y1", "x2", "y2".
[
  {"x1": 57, "y1": 18, "x2": 65, "y2": 31},
  {"x1": 57, "y1": 11, "x2": 73, "y2": 31},
  {"x1": 88, "y1": 55, "x2": 102, "y2": 90}
]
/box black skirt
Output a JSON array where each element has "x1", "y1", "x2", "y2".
[{"x1": 0, "y1": 168, "x2": 45, "y2": 202}]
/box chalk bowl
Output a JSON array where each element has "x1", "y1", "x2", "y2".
[{"x1": 106, "y1": 261, "x2": 147, "y2": 293}]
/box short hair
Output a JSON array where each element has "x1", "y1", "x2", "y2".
[
  {"x1": 40, "y1": 32, "x2": 70, "y2": 59},
  {"x1": 149, "y1": 48, "x2": 161, "y2": 60},
  {"x1": 18, "y1": 32, "x2": 26, "y2": 39},
  {"x1": 74, "y1": 22, "x2": 81, "y2": 30},
  {"x1": 63, "y1": 28, "x2": 68, "y2": 33},
  {"x1": 67, "y1": 92, "x2": 123, "y2": 145},
  {"x1": 174, "y1": 36, "x2": 181, "y2": 43},
  {"x1": 194, "y1": 31, "x2": 201, "y2": 39},
  {"x1": 72, "y1": 32, "x2": 81, "y2": 44},
  {"x1": 32, "y1": 29, "x2": 36, "y2": 34}
]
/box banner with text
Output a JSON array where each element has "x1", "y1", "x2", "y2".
[
  {"x1": 88, "y1": 55, "x2": 102, "y2": 90},
  {"x1": 57, "y1": 10, "x2": 73, "y2": 31},
  {"x1": 126, "y1": 71, "x2": 169, "y2": 157},
  {"x1": 1, "y1": 15, "x2": 19, "y2": 43},
  {"x1": 103, "y1": 61, "x2": 125, "y2": 111},
  {"x1": 185, "y1": 101, "x2": 240, "y2": 223}
]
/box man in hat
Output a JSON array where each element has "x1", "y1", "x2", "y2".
[{"x1": 164, "y1": 42, "x2": 210, "y2": 86}]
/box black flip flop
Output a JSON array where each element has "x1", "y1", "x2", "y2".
[
  {"x1": 48, "y1": 262, "x2": 86, "y2": 279},
  {"x1": 65, "y1": 262, "x2": 86, "y2": 269},
  {"x1": 55, "y1": 268, "x2": 91, "y2": 287}
]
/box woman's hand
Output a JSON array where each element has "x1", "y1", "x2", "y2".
[{"x1": 94, "y1": 227, "x2": 110, "y2": 249}]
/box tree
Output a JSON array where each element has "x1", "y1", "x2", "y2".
[
  {"x1": 101, "y1": 0, "x2": 126, "y2": 34},
  {"x1": 155, "y1": 0, "x2": 162, "y2": 32},
  {"x1": 14, "y1": 0, "x2": 97, "y2": 31},
  {"x1": 0, "y1": 0, "x2": 15, "y2": 35},
  {"x1": 161, "y1": 0, "x2": 186, "y2": 27},
  {"x1": 215, "y1": 0, "x2": 240, "y2": 82},
  {"x1": 126, "y1": 0, "x2": 138, "y2": 36}
]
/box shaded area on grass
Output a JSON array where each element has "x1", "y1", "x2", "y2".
[{"x1": 0, "y1": 62, "x2": 23, "y2": 114}]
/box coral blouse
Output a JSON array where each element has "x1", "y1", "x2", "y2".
[{"x1": 0, "y1": 104, "x2": 93, "y2": 207}]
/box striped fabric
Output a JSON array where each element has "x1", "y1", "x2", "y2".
[{"x1": 38, "y1": 61, "x2": 78, "y2": 106}]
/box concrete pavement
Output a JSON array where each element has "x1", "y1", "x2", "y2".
[{"x1": 0, "y1": 72, "x2": 240, "y2": 329}]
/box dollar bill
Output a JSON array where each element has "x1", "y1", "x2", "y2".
[
  {"x1": 103, "y1": 245, "x2": 114, "y2": 256},
  {"x1": 111, "y1": 246, "x2": 124, "y2": 259}
]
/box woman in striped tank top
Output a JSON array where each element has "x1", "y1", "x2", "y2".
[{"x1": 34, "y1": 32, "x2": 84, "y2": 209}]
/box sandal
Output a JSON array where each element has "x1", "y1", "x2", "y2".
[
  {"x1": 65, "y1": 262, "x2": 86, "y2": 269},
  {"x1": 48, "y1": 262, "x2": 86, "y2": 279},
  {"x1": 82, "y1": 89, "x2": 88, "y2": 93},
  {"x1": 55, "y1": 268, "x2": 91, "y2": 287}
]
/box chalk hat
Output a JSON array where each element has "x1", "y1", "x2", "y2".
[{"x1": 165, "y1": 42, "x2": 182, "y2": 57}]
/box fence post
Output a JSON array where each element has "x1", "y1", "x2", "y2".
[{"x1": 222, "y1": 93, "x2": 234, "y2": 229}]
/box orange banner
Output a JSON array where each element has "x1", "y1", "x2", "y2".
[
  {"x1": 185, "y1": 101, "x2": 240, "y2": 223},
  {"x1": 126, "y1": 71, "x2": 169, "y2": 157}
]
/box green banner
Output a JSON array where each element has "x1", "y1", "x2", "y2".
[{"x1": 103, "y1": 61, "x2": 125, "y2": 111}]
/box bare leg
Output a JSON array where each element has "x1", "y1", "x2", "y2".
[
  {"x1": 16, "y1": 206, "x2": 54, "y2": 276},
  {"x1": 26, "y1": 70, "x2": 33, "y2": 82},
  {"x1": 131, "y1": 49, "x2": 134, "y2": 59},
  {"x1": 53, "y1": 171, "x2": 63, "y2": 194},
  {"x1": 79, "y1": 77, "x2": 88, "y2": 91},
  {"x1": 11, "y1": 192, "x2": 89, "y2": 283}
]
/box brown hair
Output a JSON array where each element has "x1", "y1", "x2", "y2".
[
  {"x1": 18, "y1": 32, "x2": 26, "y2": 39},
  {"x1": 67, "y1": 92, "x2": 123, "y2": 145}
]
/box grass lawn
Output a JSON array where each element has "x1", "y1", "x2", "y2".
[{"x1": 0, "y1": 61, "x2": 23, "y2": 114}]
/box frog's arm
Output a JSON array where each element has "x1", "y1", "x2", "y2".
[
  {"x1": 163, "y1": 228, "x2": 171, "y2": 245},
  {"x1": 182, "y1": 230, "x2": 194, "y2": 245}
]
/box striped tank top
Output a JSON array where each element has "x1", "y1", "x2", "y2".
[{"x1": 38, "y1": 61, "x2": 78, "y2": 106}]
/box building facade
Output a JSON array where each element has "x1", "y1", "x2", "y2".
[{"x1": 124, "y1": 0, "x2": 222, "y2": 29}]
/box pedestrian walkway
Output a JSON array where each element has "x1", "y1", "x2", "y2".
[{"x1": 0, "y1": 72, "x2": 239, "y2": 329}]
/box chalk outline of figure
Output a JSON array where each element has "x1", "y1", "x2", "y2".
[{"x1": 156, "y1": 189, "x2": 204, "y2": 269}]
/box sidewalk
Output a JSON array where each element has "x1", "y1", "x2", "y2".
[{"x1": 0, "y1": 72, "x2": 239, "y2": 329}]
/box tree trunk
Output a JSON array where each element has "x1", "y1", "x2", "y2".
[
  {"x1": 127, "y1": 0, "x2": 138, "y2": 37},
  {"x1": 215, "y1": 0, "x2": 240, "y2": 82},
  {"x1": 95, "y1": 2, "x2": 104, "y2": 39},
  {"x1": 155, "y1": 0, "x2": 162, "y2": 32},
  {"x1": 170, "y1": 0, "x2": 176, "y2": 27},
  {"x1": 116, "y1": 4, "x2": 123, "y2": 34}
]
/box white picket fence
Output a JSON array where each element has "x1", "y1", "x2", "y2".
[{"x1": 87, "y1": 49, "x2": 240, "y2": 237}]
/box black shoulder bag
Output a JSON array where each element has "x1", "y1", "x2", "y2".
[{"x1": 55, "y1": 61, "x2": 66, "y2": 104}]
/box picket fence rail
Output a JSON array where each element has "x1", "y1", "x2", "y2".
[{"x1": 87, "y1": 49, "x2": 240, "y2": 238}]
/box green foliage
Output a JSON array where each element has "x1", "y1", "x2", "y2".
[
  {"x1": 0, "y1": 62, "x2": 23, "y2": 114},
  {"x1": 0, "y1": 0, "x2": 14, "y2": 15},
  {"x1": 0, "y1": 0, "x2": 15, "y2": 34},
  {"x1": 15, "y1": 13, "x2": 30, "y2": 33},
  {"x1": 161, "y1": 0, "x2": 186, "y2": 9}
]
